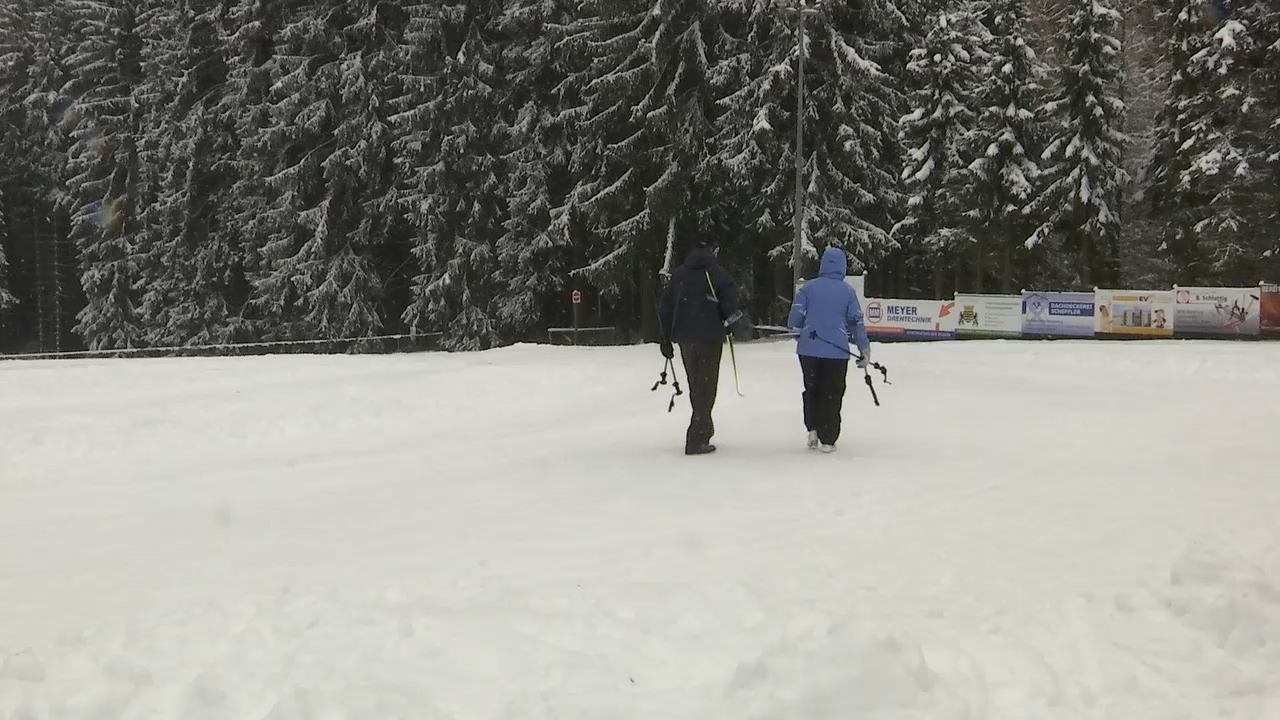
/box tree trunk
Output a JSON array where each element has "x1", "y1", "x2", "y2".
[
  {"x1": 1177, "y1": 221, "x2": 1199, "y2": 286},
  {"x1": 775, "y1": 259, "x2": 792, "y2": 322},
  {"x1": 1001, "y1": 240, "x2": 1013, "y2": 294},
  {"x1": 974, "y1": 234, "x2": 985, "y2": 293},
  {"x1": 1078, "y1": 231, "x2": 1094, "y2": 289},
  {"x1": 1107, "y1": 229, "x2": 1122, "y2": 286},
  {"x1": 638, "y1": 257, "x2": 657, "y2": 341}
]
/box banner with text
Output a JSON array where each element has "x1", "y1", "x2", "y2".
[
  {"x1": 1094, "y1": 289, "x2": 1174, "y2": 336},
  {"x1": 1020, "y1": 292, "x2": 1095, "y2": 337},
  {"x1": 954, "y1": 294, "x2": 1023, "y2": 338},
  {"x1": 1172, "y1": 287, "x2": 1261, "y2": 336},
  {"x1": 1263, "y1": 284, "x2": 1280, "y2": 336},
  {"x1": 864, "y1": 298, "x2": 957, "y2": 339}
]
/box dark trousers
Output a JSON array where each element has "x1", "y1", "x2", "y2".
[
  {"x1": 679, "y1": 341, "x2": 722, "y2": 451},
  {"x1": 800, "y1": 355, "x2": 849, "y2": 445}
]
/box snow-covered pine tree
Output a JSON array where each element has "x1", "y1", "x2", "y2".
[
  {"x1": 343, "y1": 0, "x2": 412, "y2": 343},
  {"x1": 397, "y1": 1, "x2": 508, "y2": 350},
  {"x1": 1147, "y1": 0, "x2": 1219, "y2": 284},
  {"x1": 714, "y1": 0, "x2": 903, "y2": 301},
  {"x1": 968, "y1": 0, "x2": 1048, "y2": 292},
  {"x1": 1109, "y1": 0, "x2": 1169, "y2": 290},
  {"x1": 0, "y1": 1, "x2": 27, "y2": 325},
  {"x1": 61, "y1": 0, "x2": 148, "y2": 350},
  {"x1": 0, "y1": 194, "x2": 14, "y2": 324},
  {"x1": 1, "y1": 0, "x2": 78, "y2": 351},
  {"x1": 243, "y1": 0, "x2": 343, "y2": 342},
  {"x1": 822, "y1": 0, "x2": 915, "y2": 269},
  {"x1": 133, "y1": 0, "x2": 186, "y2": 346},
  {"x1": 223, "y1": 0, "x2": 288, "y2": 343},
  {"x1": 312, "y1": 0, "x2": 403, "y2": 346},
  {"x1": 1179, "y1": 3, "x2": 1262, "y2": 284},
  {"x1": 388, "y1": 0, "x2": 445, "y2": 339},
  {"x1": 493, "y1": 0, "x2": 576, "y2": 338},
  {"x1": 390, "y1": 0, "x2": 446, "y2": 341},
  {"x1": 710, "y1": 1, "x2": 798, "y2": 291},
  {"x1": 561, "y1": 0, "x2": 728, "y2": 338},
  {"x1": 1256, "y1": 0, "x2": 1280, "y2": 273},
  {"x1": 894, "y1": 3, "x2": 988, "y2": 297},
  {"x1": 225, "y1": 0, "x2": 282, "y2": 340},
  {"x1": 1207, "y1": 0, "x2": 1280, "y2": 282},
  {"x1": 870, "y1": 0, "x2": 944, "y2": 297},
  {"x1": 247, "y1": 0, "x2": 395, "y2": 346},
  {"x1": 1026, "y1": 0, "x2": 1129, "y2": 288},
  {"x1": 136, "y1": 0, "x2": 245, "y2": 347}
]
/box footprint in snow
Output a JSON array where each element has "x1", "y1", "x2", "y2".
[{"x1": 0, "y1": 651, "x2": 45, "y2": 683}]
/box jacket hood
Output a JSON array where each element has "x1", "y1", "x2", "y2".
[
  {"x1": 819, "y1": 247, "x2": 847, "y2": 279},
  {"x1": 683, "y1": 246, "x2": 717, "y2": 270}
]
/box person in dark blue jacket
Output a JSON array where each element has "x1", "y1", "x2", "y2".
[
  {"x1": 658, "y1": 239, "x2": 744, "y2": 455},
  {"x1": 787, "y1": 247, "x2": 871, "y2": 453}
]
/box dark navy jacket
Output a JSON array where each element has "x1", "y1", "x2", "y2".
[{"x1": 658, "y1": 248, "x2": 743, "y2": 345}]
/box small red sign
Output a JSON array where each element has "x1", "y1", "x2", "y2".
[{"x1": 572, "y1": 290, "x2": 582, "y2": 304}]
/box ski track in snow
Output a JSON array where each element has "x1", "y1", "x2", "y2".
[{"x1": 1, "y1": 340, "x2": 1279, "y2": 718}]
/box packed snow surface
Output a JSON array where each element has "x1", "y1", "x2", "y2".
[{"x1": 2, "y1": 339, "x2": 1280, "y2": 719}]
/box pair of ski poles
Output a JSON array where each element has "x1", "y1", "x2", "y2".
[
  {"x1": 650, "y1": 272, "x2": 743, "y2": 412},
  {"x1": 650, "y1": 318, "x2": 742, "y2": 413},
  {"x1": 652, "y1": 324, "x2": 889, "y2": 411},
  {"x1": 754, "y1": 325, "x2": 889, "y2": 406}
]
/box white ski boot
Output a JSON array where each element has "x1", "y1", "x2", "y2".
[
  {"x1": 819, "y1": 443, "x2": 836, "y2": 454},
  {"x1": 807, "y1": 431, "x2": 819, "y2": 450}
]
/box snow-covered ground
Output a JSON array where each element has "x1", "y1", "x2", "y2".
[{"x1": 2, "y1": 339, "x2": 1279, "y2": 719}]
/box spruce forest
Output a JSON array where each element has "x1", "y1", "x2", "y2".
[{"x1": 1, "y1": 0, "x2": 1277, "y2": 353}]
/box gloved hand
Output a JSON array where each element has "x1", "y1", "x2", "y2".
[
  {"x1": 856, "y1": 347, "x2": 870, "y2": 369},
  {"x1": 660, "y1": 339, "x2": 674, "y2": 359}
]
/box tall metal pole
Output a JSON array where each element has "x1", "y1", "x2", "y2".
[{"x1": 791, "y1": 13, "x2": 806, "y2": 295}]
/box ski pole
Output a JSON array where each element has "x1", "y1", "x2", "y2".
[
  {"x1": 724, "y1": 330, "x2": 742, "y2": 396},
  {"x1": 806, "y1": 330, "x2": 889, "y2": 383},
  {"x1": 804, "y1": 329, "x2": 890, "y2": 406},
  {"x1": 853, "y1": 352, "x2": 881, "y2": 406},
  {"x1": 853, "y1": 350, "x2": 889, "y2": 408},
  {"x1": 856, "y1": 351, "x2": 890, "y2": 386},
  {"x1": 650, "y1": 356, "x2": 683, "y2": 412},
  {"x1": 752, "y1": 324, "x2": 799, "y2": 336},
  {"x1": 705, "y1": 271, "x2": 744, "y2": 397}
]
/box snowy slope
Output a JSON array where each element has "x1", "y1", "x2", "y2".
[{"x1": 1, "y1": 340, "x2": 1279, "y2": 719}]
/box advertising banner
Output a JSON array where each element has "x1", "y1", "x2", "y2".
[
  {"x1": 954, "y1": 294, "x2": 1023, "y2": 338},
  {"x1": 1172, "y1": 287, "x2": 1261, "y2": 336},
  {"x1": 1263, "y1": 284, "x2": 1280, "y2": 336},
  {"x1": 1020, "y1": 291, "x2": 1095, "y2": 337},
  {"x1": 1094, "y1": 289, "x2": 1174, "y2": 336},
  {"x1": 863, "y1": 298, "x2": 957, "y2": 339}
]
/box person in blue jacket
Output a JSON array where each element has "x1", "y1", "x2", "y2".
[{"x1": 787, "y1": 247, "x2": 872, "y2": 453}]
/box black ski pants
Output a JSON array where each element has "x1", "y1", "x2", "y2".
[
  {"x1": 800, "y1": 354, "x2": 849, "y2": 446},
  {"x1": 679, "y1": 341, "x2": 722, "y2": 451}
]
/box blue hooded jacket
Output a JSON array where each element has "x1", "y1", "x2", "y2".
[{"x1": 787, "y1": 247, "x2": 871, "y2": 359}]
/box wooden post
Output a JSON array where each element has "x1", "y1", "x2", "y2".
[{"x1": 572, "y1": 290, "x2": 582, "y2": 345}]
